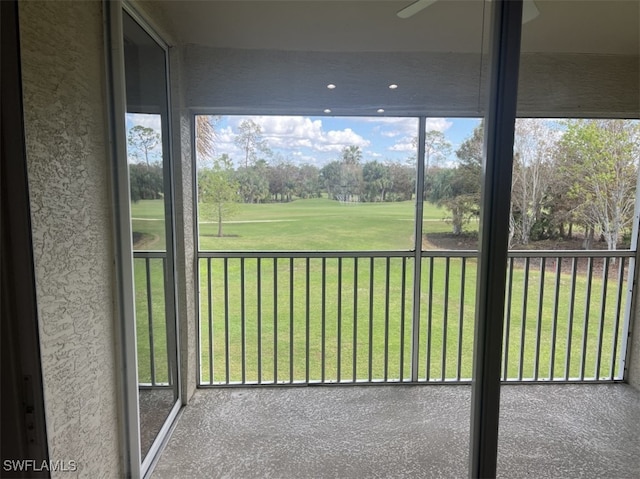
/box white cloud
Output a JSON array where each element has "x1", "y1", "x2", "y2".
[
  {"x1": 424, "y1": 117, "x2": 453, "y2": 132},
  {"x1": 359, "y1": 116, "x2": 451, "y2": 139},
  {"x1": 126, "y1": 113, "x2": 161, "y2": 132},
  {"x1": 389, "y1": 136, "x2": 415, "y2": 152},
  {"x1": 358, "y1": 117, "x2": 418, "y2": 138},
  {"x1": 220, "y1": 116, "x2": 370, "y2": 158}
]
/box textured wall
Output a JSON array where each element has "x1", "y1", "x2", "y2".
[
  {"x1": 19, "y1": 1, "x2": 121, "y2": 477},
  {"x1": 171, "y1": 52, "x2": 198, "y2": 402}
]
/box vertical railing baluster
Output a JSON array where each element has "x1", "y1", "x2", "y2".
[
  {"x1": 195, "y1": 249, "x2": 627, "y2": 388},
  {"x1": 533, "y1": 258, "x2": 545, "y2": 381},
  {"x1": 306, "y1": 258, "x2": 311, "y2": 383},
  {"x1": 457, "y1": 257, "x2": 466, "y2": 381},
  {"x1": 353, "y1": 258, "x2": 358, "y2": 382},
  {"x1": 240, "y1": 258, "x2": 246, "y2": 384},
  {"x1": 257, "y1": 258, "x2": 262, "y2": 384},
  {"x1": 274, "y1": 258, "x2": 278, "y2": 384},
  {"x1": 400, "y1": 257, "x2": 407, "y2": 382},
  {"x1": 224, "y1": 258, "x2": 230, "y2": 384},
  {"x1": 565, "y1": 258, "x2": 578, "y2": 380},
  {"x1": 594, "y1": 257, "x2": 610, "y2": 380},
  {"x1": 502, "y1": 258, "x2": 514, "y2": 380},
  {"x1": 321, "y1": 258, "x2": 326, "y2": 383},
  {"x1": 207, "y1": 257, "x2": 213, "y2": 385},
  {"x1": 442, "y1": 257, "x2": 450, "y2": 381},
  {"x1": 163, "y1": 258, "x2": 171, "y2": 387},
  {"x1": 145, "y1": 258, "x2": 156, "y2": 386},
  {"x1": 290, "y1": 258, "x2": 294, "y2": 384},
  {"x1": 337, "y1": 257, "x2": 342, "y2": 382},
  {"x1": 518, "y1": 257, "x2": 530, "y2": 381},
  {"x1": 579, "y1": 257, "x2": 594, "y2": 380},
  {"x1": 384, "y1": 257, "x2": 391, "y2": 381},
  {"x1": 368, "y1": 257, "x2": 374, "y2": 381},
  {"x1": 610, "y1": 257, "x2": 626, "y2": 379},
  {"x1": 549, "y1": 258, "x2": 562, "y2": 380},
  {"x1": 426, "y1": 257, "x2": 434, "y2": 381}
]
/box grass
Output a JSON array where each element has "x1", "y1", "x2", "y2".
[
  {"x1": 198, "y1": 256, "x2": 627, "y2": 384},
  {"x1": 132, "y1": 197, "x2": 452, "y2": 251},
  {"x1": 130, "y1": 198, "x2": 628, "y2": 384}
]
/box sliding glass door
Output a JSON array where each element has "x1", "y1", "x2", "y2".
[{"x1": 108, "y1": 3, "x2": 181, "y2": 476}]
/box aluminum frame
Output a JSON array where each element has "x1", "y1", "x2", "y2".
[
  {"x1": 469, "y1": 0, "x2": 523, "y2": 476},
  {"x1": 106, "y1": 2, "x2": 183, "y2": 477}
]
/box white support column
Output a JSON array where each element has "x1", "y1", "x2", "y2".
[{"x1": 411, "y1": 117, "x2": 427, "y2": 382}]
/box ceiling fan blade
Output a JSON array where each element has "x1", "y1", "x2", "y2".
[
  {"x1": 522, "y1": 0, "x2": 540, "y2": 24},
  {"x1": 397, "y1": 0, "x2": 539, "y2": 23},
  {"x1": 397, "y1": 0, "x2": 438, "y2": 19}
]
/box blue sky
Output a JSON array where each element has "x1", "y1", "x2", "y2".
[
  {"x1": 213, "y1": 115, "x2": 481, "y2": 167},
  {"x1": 126, "y1": 113, "x2": 482, "y2": 167}
]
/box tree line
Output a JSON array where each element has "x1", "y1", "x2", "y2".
[
  {"x1": 429, "y1": 119, "x2": 638, "y2": 249},
  {"x1": 134, "y1": 117, "x2": 638, "y2": 248}
]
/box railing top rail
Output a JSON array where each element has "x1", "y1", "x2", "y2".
[
  {"x1": 197, "y1": 250, "x2": 415, "y2": 259},
  {"x1": 133, "y1": 250, "x2": 167, "y2": 258},
  {"x1": 507, "y1": 249, "x2": 635, "y2": 258},
  {"x1": 196, "y1": 249, "x2": 636, "y2": 259}
]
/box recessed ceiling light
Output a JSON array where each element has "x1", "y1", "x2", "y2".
[
  {"x1": 324, "y1": 109, "x2": 332, "y2": 114},
  {"x1": 389, "y1": 84, "x2": 398, "y2": 89},
  {"x1": 377, "y1": 108, "x2": 385, "y2": 113},
  {"x1": 327, "y1": 84, "x2": 336, "y2": 90}
]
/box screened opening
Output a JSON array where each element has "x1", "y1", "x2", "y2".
[{"x1": 189, "y1": 114, "x2": 638, "y2": 385}]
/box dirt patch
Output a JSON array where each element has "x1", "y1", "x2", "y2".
[
  {"x1": 133, "y1": 232, "x2": 155, "y2": 249},
  {"x1": 424, "y1": 232, "x2": 478, "y2": 250},
  {"x1": 423, "y1": 232, "x2": 629, "y2": 280},
  {"x1": 424, "y1": 232, "x2": 622, "y2": 252}
]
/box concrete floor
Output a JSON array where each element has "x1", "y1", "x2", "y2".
[
  {"x1": 139, "y1": 388, "x2": 176, "y2": 460},
  {"x1": 151, "y1": 384, "x2": 640, "y2": 478}
]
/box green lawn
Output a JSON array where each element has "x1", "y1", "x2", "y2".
[
  {"x1": 130, "y1": 198, "x2": 629, "y2": 385},
  {"x1": 132, "y1": 197, "x2": 452, "y2": 251},
  {"x1": 198, "y1": 255, "x2": 627, "y2": 384}
]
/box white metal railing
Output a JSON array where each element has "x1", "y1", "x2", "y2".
[
  {"x1": 196, "y1": 249, "x2": 633, "y2": 386},
  {"x1": 133, "y1": 251, "x2": 172, "y2": 388}
]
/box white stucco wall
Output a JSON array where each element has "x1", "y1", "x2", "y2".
[
  {"x1": 19, "y1": 1, "x2": 122, "y2": 477},
  {"x1": 170, "y1": 50, "x2": 199, "y2": 403}
]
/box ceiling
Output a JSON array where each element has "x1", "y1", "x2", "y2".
[
  {"x1": 156, "y1": 0, "x2": 639, "y2": 55},
  {"x1": 144, "y1": 0, "x2": 639, "y2": 117}
]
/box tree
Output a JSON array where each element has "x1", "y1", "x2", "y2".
[
  {"x1": 337, "y1": 146, "x2": 363, "y2": 202},
  {"x1": 295, "y1": 164, "x2": 321, "y2": 199},
  {"x1": 387, "y1": 162, "x2": 414, "y2": 201},
  {"x1": 129, "y1": 163, "x2": 163, "y2": 202},
  {"x1": 362, "y1": 161, "x2": 391, "y2": 202},
  {"x1": 429, "y1": 123, "x2": 483, "y2": 234},
  {"x1": 557, "y1": 119, "x2": 638, "y2": 250},
  {"x1": 413, "y1": 130, "x2": 451, "y2": 196},
  {"x1": 198, "y1": 154, "x2": 239, "y2": 237},
  {"x1": 236, "y1": 163, "x2": 269, "y2": 204},
  {"x1": 341, "y1": 145, "x2": 363, "y2": 165},
  {"x1": 127, "y1": 125, "x2": 161, "y2": 167},
  {"x1": 429, "y1": 168, "x2": 478, "y2": 235},
  {"x1": 511, "y1": 119, "x2": 556, "y2": 245},
  {"x1": 234, "y1": 119, "x2": 271, "y2": 168},
  {"x1": 320, "y1": 161, "x2": 343, "y2": 199},
  {"x1": 196, "y1": 115, "x2": 219, "y2": 167}
]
